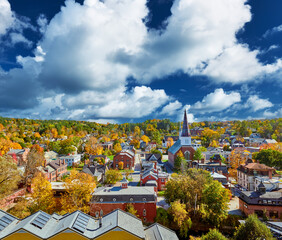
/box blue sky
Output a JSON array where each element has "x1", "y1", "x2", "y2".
[{"x1": 0, "y1": 0, "x2": 281, "y2": 123}]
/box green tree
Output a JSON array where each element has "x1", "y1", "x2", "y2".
[
  {"x1": 201, "y1": 229, "x2": 228, "y2": 240},
  {"x1": 194, "y1": 148, "x2": 203, "y2": 161},
  {"x1": 253, "y1": 149, "x2": 282, "y2": 169},
  {"x1": 155, "y1": 208, "x2": 170, "y2": 227},
  {"x1": 200, "y1": 180, "x2": 231, "y2": 226},
  {"x1": 233, "y1": 214, "x2": 274, "y2": 240}
]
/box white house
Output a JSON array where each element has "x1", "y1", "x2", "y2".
[{"x1": 59, "y1": 154, "x2": 81, "y2": 166}]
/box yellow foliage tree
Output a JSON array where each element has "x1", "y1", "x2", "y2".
[
  {"x1": 0, "y1": 138, "x2": 22, "y2": 155},
  {"x1": 209, "y1": 140, "x2": 219, "y2": 148},
  {"x1": 118, "y1": 161, "x2": 124, "y2": 170},
  {"x1": 166, "y1": 137, "x2": 174, "y2": 148},
  {"x1": 31, "y1": 173, "x2": 56, "y2": 214},
  {"x1": 85, "y1": 137, "x2": 104, "y2": 155},
  {"x1": 141, "y1": 135, "x2": 150, "y2": 144},
  {"x1": 114, "y1": 143, "x2": 122, "y2": 153},
  {"x1": 229, "y1": 149, "x2": 250, "y2": 179},
  {"x1": 60, "y1": 171, "x2": 96, "y2": 214}
]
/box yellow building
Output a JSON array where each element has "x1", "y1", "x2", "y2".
[{"x1": 0, "y1": 209, "x2": 178, "y2": 240}]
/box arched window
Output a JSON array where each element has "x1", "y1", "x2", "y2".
[
  {"x1": 100, "y1": 209, "x2": 103, "y2": 217},
  {"x1": 184, "y1": 151, "x2": 190, "y2": 160}
]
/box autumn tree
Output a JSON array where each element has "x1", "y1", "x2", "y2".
[
  {"x1": 141, "y1": 135, "x2": 150, "y2": 145},
  {"x1": 60, "y1": 171, "x2": 96, "y2": 214},
  {"x1": 201, "y1": 128, "x2": 219, "y2": 147},
  {"x1": 85, "y1": 137, "x2": 103, "y2": 155},
  {"x1": 233, "y1": 214, "x2": 274, "y2": 240},
  {"x1": 0, "y1": 155, "x2": 21, "y2": 198},
  {"x1": 23, "y1": 148, "x2": 45, "y2": 184},
  {"x1": 30, "y1": 173, "x2": 56, "y2": 214},
  {"x1": 130, "y1": 138, "x2": 140, "y2": 149},
  {"x1": 194, "y1": 148, "x2": 203, "y2": 161},
  {"x1": 166, "y1": 137, "x2": 174, "y2": 148},
  {"x1": 229, "y1": 149, "x2": 250, "y2": 179},
  {"x1": 0, "y1": 138, "x2": 22, "y2": 155},
  {"x1": 169, "y1": 200, "x2": 192, "y2": 238},
  {"x1": 105, "y1": 169, "x2": 122, "y2": 184},
  {"x1": 125, "y1": 203, "x2": 138, "y2": 217},
  {"x1": 174, "y1": 151, "x2": 186, "y2": 172},
  {"x1": 118, "y1": 161, "x2": 124, "y2": 170},
  {"x1": 114, "y1": 142, "x2": 122, "y2": 153}
]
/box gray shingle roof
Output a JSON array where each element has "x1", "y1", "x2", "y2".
[{"x1": 145, "y1": 223, "x2": 179, "y2": 240}]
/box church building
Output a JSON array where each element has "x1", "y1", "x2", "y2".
[{"x1": 168, "y1": 110, "x2": 195, "y2": 167}]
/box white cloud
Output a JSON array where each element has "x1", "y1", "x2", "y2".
[
  {"x1": 245, "y1": 95, "x2": 273, "y2": 112},
  {"x1": 95, "y1": 86, "x2": 170, "y2": 118},
  {"x1": 263, "y1": 108, "x2": 282, "y2": 118},
  {"x1": 160, "y1": 100, "x2": 182, "y2": 116},
  {"x1": 191, "y1": 88, "x2": 241, "y2": 113},
  {"x1": 37, "y1": 14, "x2": 48, "y2": 34},
  {"x1": 263, "y1": 24, "x2": 282, "y2": 38},
  {"x1": 0, "y1": 0, "x2": 13, "y2": 35},
  {"x1": 9, "y1": 32, "x2": 32, "y2": 47}
]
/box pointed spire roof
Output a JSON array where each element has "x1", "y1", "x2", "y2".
[{"x1": 181, "y1": 109, "x2": 191, "y2": 137}]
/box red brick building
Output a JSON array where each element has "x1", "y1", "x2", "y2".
[
  {"x1": 113, "y1": 150, "x2": 135, "y2": 169},
  {"x1": 140, "y1": 168, "x2": 168, "y2": 191},
  {"x1": 239, "y1": 183, "x2": 282, "y2": 219},
  {"x1": 38, "y1": 159, "x2": 68, "y2": 182},
  {"x1": 168, "y1": 110, "x2": 195, "y2": 167},
  {"x1": 190, "y1": 127, "x2": 204, "y2": 136},
  {"x1": 90, "y1": 178, "x2": 157, "y2": 223}
]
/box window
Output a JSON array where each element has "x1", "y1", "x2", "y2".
[
  {"x1": 100, "y1": 210, "x2": 103, "y2": 217},
  {"x1": 254, "y1": 210, "x2": 263, "y2": 218},
  {"x1": 143, "y1": 209, "x2": 146, "y2": 216},
  {"x1": 113, "y1": 198, "x2": 116, "y2": 202},
  {"x1": 184, "y1": 151, "x2": 190, "y2": 160},
  {"x1": 100, "y1": 198, "x2": 103, "y2": 202},
  {"x1": 130, "y1": 198, "x2": 133, "y2": 201},
  {"x1": 161, "y1": 179, "x2": 165, "y2": 182},
  {"x1": 269, "y1": 211, "x2": 278, "y2": 219},
  {"x1": 244, "y1": 204, "x2": 248, "y2": 208},
  {"x1": 143, "y1": 198, "x2": 146, "y2": 201},
  {"x1": 95, "y1": 212, "x2": 99, "y2": 217},
  {"x1": 143, "y1": 217, "x2": 147, "y2": 222}
]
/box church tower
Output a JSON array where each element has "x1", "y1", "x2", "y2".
[{"x1": 179, "y1": 109, "x2": 192, "y2": 146}]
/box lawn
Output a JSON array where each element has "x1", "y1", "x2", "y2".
[
  {"x1": 158, "y1": 191, "x2": 165, "y2": 197},
  {"x1": 107, "y1": 155, "x2": 114, "y2": 160}
]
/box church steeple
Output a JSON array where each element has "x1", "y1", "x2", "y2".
[
  {"x1": 179, "y1": 109, "x2": 192, "y2": 146},
  {"x1": 181, "y1": 109, "x2": 191, "y2": 137}
]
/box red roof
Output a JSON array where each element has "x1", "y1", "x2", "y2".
[{"x1": 245, "y1": 162, "x2": 273, "y2": 171}]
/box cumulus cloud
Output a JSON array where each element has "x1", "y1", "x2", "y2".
[
  {"x1": 263, "y1": 108, "x2": 282, "y2": 118},
  {"x1": 1, "y1": 0, "x2": 282, "y2": 120},
  {"x1": 191, "y1": 88, "x2": 241, "y2": 113},
  {"x1": 160, "y1": 100, "x2": 182, "y2": 116},
  {"x1": 244, "y1": 95, "x2": 273, "y2": 112},
  {"x1": 0, "y1": 0, "x2": 14, "y2": 35}
]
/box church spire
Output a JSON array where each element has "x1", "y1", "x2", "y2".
[{"x1": 181, "y1": 109, "x2": 191, "y2": 137}]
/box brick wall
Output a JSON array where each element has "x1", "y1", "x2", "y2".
[
  {"x1": 0, "y1": 188, "x2": 26, "y2": 209},
  {"x1": 239, "y1": 198, "x2": 282, "y2": 219},
  {"x1": 90, "y1": 202, "x2": 156, "y2": 223}
]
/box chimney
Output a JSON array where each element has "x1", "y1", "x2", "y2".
[
  {"x1": 269, "y1": 170, "x2": 272, "y2": 179},
  {"x1": 99, "y1": 217, "x2": 102, "y2": 228}
]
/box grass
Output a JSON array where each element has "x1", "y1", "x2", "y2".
[
  {"x1": 107, "y1": 155, "x2": 114, "y2": 160},
  {"x1": 162, "y1": 159, "x2": 168, "y2": 163}
]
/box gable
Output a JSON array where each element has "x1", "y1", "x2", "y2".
[
  {"x1": 95, "y1": 227, "x2": 142, "y2": 240},
  {"x1": 49, "y1": 229, "x2": 88, "y2": 240},
  {"x1": 3, "y1": 230, "x2": 41, "y2": 240}
]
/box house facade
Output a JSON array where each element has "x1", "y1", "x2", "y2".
[
  {"x1": 113, "y1": 150, "x2": 135, "y2": 169},
  {"x1": 237, "y1": 162, "x2": 274, "y2": 191},
  {"x1": 60, "y1": 154, "x2": 81, "y2": 166},
  {"x1": 91, "y1": 179, "x2": 157, "y2": 223}
]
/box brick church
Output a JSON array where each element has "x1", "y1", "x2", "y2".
[{"x1": 168, "y1": 109, "x2": 195, "y2": 167}]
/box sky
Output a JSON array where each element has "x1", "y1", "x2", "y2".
[{"x1": 0, "y1": 0, "x2": 281, "y2": 124}]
